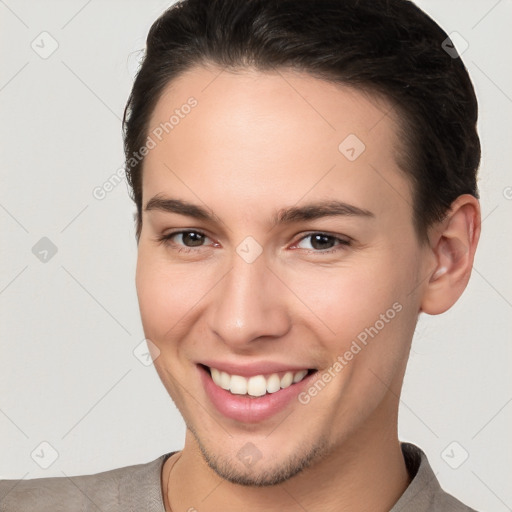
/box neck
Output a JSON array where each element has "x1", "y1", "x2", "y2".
[{"x1": 163, "y1": 395, "x2": 410, "y2": 512}]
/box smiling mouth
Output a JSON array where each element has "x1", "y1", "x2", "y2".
[{"x1": 199, "y1": 364, "x2": 317, "y2": 398}]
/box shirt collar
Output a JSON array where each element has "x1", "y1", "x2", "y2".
[{"x1": 389, "y1": 442, "x2": 443, "y2": 511}]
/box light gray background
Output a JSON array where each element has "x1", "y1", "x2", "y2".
[{"x1": 1, "y1": 0, "x2": 511, "y2": 510}]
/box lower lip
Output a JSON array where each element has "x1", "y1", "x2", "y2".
[{"x1": 198, "y1": 365, "x2": 316, "y2": 423}]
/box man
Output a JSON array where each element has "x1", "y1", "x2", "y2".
[{"x1": 0, "y1": 0, "x2": 481, "y2": 510}]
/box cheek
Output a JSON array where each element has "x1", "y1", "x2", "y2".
[
  {"x1": 135, "y1": 248, "x2": 187, "y2": 343},
  {"x1": 135, "y1": 249, "x2": 200, "y2": 341},
  {"x1": 284, "y1": 247, "x2": 420, "y2": 380},
  {"x1": 287, "y1": 261, "x2": 407, "y2": 339}
]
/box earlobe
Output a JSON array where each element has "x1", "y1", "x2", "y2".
[{"x1": 420, "y1": 194, "x2": 481, "y2": 315}]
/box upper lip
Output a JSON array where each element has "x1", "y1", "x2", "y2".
[{"x1": 199, "y1": 360, "x2": 314, "y2": 377}]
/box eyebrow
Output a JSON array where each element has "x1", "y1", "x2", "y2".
[{"x1": 144, "y1": 195, "x2": 375, "y2": 226}]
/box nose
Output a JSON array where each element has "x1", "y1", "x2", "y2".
[{"x1": 207, "y1": 252, "x2": 291, "y2": 350}]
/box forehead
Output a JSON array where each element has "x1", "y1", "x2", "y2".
[{"x1": 142, "y1": 65, "x2": 413, "y2": 227}]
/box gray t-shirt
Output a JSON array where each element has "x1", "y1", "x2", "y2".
[{"x1": 0, "y1": 442, "x2": 477, "y2": 511}]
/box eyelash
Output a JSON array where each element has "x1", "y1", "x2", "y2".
[{"x1": 155, "y1": 230, "x2": 352, "y2": 255}]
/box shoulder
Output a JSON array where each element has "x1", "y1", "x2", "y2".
[
  {"x1": 0, "y1": 453, "x2": 173, "y2": 512},
  {"x1": 391, "y1": 442, "x2": 478, "y2": 512}
]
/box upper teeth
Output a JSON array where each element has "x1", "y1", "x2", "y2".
[{"x1": 209, "y1": 367, "x2": 309, "y2": 397}]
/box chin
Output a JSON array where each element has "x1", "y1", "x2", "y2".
[{"x1": 189, "y1": 423, "x2": 331, "y2": 487}]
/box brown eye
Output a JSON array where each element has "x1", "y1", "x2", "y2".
[
  {"x1": 159, "y1": 230, "x2": 212, "y2": 249},
  {"x1": 177, "y1": 231, "x2": 206, "y2": 247},
  {"x1": 310, "y1": 234, "x2": 336, "y2": 250},
  {"x1": 294, "y1": 233, "x2": 351, "y2": 253}
]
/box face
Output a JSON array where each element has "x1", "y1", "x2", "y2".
[{"x1": 135, "y1": 65, "x2": 433, "y2": 485}]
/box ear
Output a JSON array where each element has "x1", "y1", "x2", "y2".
[{"x1": 420, "y1": 194, "x2": 481, "y2": 315}]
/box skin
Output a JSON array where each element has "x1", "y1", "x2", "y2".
[{"x1": 135, "y1": 65, "x2": 480, "y2": 512}]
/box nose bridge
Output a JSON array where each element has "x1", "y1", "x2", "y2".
[{"x1": 208, "y1": 249, "x2": 289, "y2": 346}]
